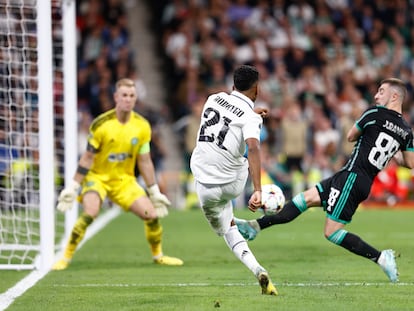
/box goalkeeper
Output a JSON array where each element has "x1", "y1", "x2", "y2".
[{"x1": 53, "y1": 78, "x2": 183, "y2": 270}]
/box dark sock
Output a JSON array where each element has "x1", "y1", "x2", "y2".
[
  {"x1": 257, "y1": 200, "x2": 302, "y2": 230},
  {"x1": 330, "y1": 230, "x2": 381, "y2": 262}
]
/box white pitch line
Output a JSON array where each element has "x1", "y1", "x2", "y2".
[
  {"x1": 0, "y1": 271, "x2": 48, "y2": 311},
  {"x1": 52, "y1": 281, "x2": 414, "y2": 288},
  {"x1": 0, "y1": 208, "x2": 121, "y2": 311}
]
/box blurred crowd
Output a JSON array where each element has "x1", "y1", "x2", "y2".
[
  {"x1": 146, "y1": 0, "x2": 414, "y2": 206},
  {"x1": 2, "y1": 0, "x2": 414, "y2": 210},
  {"x1": 76, "y1": 0, "x2": 170, "y2": 195},
  {"x1": 75, "y1": 0, "x2": 167, "y2": 167},
  {"x1": 0, "y1": 0, "x2": 156, "y2": 208},
  {"x1": 0, "y1": 2, "x2": 43, "y2": 208},
  {"x1": 77, "y1": 0, "x2": 135, "y2": 117}
]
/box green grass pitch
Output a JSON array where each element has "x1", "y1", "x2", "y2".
[{"x1": 2, "y1": 207, "x2": 414, "y2": 310}]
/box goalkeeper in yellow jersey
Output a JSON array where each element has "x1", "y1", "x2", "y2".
[{"x1": 52, "y1": 78, "x2": 183, "y2": 270}]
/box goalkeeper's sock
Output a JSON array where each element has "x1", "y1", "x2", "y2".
[
  {"x1": 144, "y1": 218, "x2": 163, "y2": 259},
  {"x1": 63, "y1": 213, "x2": 94, "y2": 260},
  {"x1": 224, "y1": 225, "x2": 262, "y2": 275}
]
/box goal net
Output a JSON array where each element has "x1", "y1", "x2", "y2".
[{"x1": 0, "y1": 0, "x2": 77, "y2": 270}]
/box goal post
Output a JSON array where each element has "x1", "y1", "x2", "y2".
[
  {"x1": 37, "y1": 0, "x2": 55, "y2": 271},
  {"x1": 62, "y1": 0, "x2": 79, "y2": 243},
  {"x1": 0, "y1": 0, "x2": 77, "y2": 271}
]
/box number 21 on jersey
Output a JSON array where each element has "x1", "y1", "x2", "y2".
[{"x1": 198, "y1": 107, "x2": 232, "y2": 151}]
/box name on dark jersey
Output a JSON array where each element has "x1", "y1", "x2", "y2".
[
  {"x1": 213, "y1": 95, "x2": 244, "y2": 117},
  {"x1": 383, "y1": 120, "x2": 408, "y2": 139}
]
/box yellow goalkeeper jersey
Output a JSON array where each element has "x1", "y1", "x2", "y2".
[{"x1": 87, "y1": 109, "x2": 151, "y2": 181}]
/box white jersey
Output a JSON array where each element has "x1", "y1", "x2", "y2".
[{"x1": 190, "y1": 90, "x2": 262, "y2": 184}]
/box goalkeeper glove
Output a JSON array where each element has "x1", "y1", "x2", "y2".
[
  {"x1": 147, "y1": 184, "x2": 170, "y2": 218},
  {"x1": 57, "y1": 180, "x2": 81, "y2": 212}
]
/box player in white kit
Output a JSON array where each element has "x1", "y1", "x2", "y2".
[{"x1": 190, "y1": 65, "x2": 277, "y2": 295}]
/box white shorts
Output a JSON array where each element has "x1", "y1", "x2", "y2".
[{"x1": 194, "y1": 169, "x2": 248, "y2": 236}]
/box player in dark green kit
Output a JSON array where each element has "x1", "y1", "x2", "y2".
[{"x1": 236, "y1": 78, "x2": 414, "y2": 282}]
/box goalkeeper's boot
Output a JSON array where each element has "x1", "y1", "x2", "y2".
[
  {"x1": 154, "y1": 255, "x2": 184, "y2": 266},
  {"x1": 234, "y1": 217, "x2": 258, "y2": 241},
  {"x1": 52, "y1": 257, "x2": 71, "y2": 271},
  {"x1": 256, "y1": 268, "x2": 278, "y2": 295},
  {"x1": 378, "y1": 249, "x2": 399, "y2": 282}
]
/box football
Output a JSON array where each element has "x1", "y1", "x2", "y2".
[{"x1": 261, "y1": 184, "x2": 285, "y2": 215}]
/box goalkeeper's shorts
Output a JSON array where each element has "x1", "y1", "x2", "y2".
[{"x1": 81, "y1": 172, "x2": 146, "y2": 211}]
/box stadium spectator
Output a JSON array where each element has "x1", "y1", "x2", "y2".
[
  {"x1": 312, "y1": 114, "x2": 340, "y2": 178},
  {"x1": 153, "y1": 1, "x2": 414, "y2": 202},
  {"x1": 279, "y1": 99, "x2": 309, "y2": 195}
]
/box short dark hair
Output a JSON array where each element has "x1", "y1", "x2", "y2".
[{"x1": 233, "y1": 65, "x2": 259, "y2": 91}]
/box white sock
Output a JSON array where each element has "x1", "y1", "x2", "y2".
[
  {"x1": 224, "y1": 225, "x2": 263, "y2": 275},
  {"x1": 377, "y1": 251, "x2": 385, "y2": 266}
]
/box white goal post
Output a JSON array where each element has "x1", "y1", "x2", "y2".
[{"x1": 0, "y1": 0, "x2": 78, "y2": 271}]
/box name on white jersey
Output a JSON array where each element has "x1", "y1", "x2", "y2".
[{"x1": 213, "y1": 95, "x2": 245, "y2": 117}]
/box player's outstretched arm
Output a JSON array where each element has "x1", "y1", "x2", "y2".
[{"x1": 246, "y1": 137, "x2": 262, "y2": 211}]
